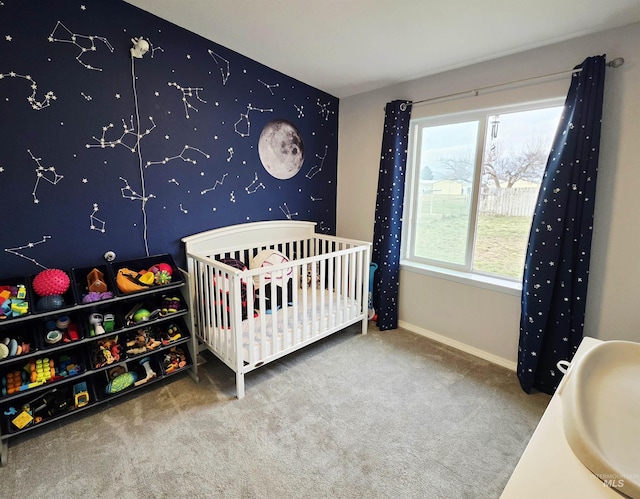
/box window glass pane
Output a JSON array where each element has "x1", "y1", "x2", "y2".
[
  {"x1": 414, "y1": 120, "x2": 479, "y2": 265},
  {"x1": 473, "y1": 107, "x2": 562, "y2": 278}
]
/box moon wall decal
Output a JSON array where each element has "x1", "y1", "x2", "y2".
[{"x1": 258, "y1": 119, "x2": 304, "y2": 180}]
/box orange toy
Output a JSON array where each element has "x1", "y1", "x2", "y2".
[{"x1": 6, "y1": 370, "x2": 23, "y2": 394}]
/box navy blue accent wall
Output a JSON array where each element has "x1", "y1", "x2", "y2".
[{"x1": 0, "y1": 0, "x2": 338, "y2": 277}]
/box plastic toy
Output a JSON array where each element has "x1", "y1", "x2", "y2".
[
  {"x1": 3, "y1": 370, "x2": 25, "y2": 395},
  {"x1": 107, "y1": 365, "x2": 126, "y2": 380},
  {"x1": 105, "y1": 371, "x2": 137, "y2": 394},
  {"x1": 36, "y1": 294, "x2": 65, "y2": 313},
  {"x1": 116, "y1": 268, "x2": 154, "y2": 293},
  {"x1": 116, "y1": 262, "x2": 174, "y2": 294},
  {"x1": 89, "y1": 313, "x2": 105, "y2": 336},
  {"x1": 125, "y1": 327, "x2": 161, "y2": 355},
  {"x1": 0, "y1": 336, "x2": 31, "y2": 359},
  {"x1": 82, "y1": 291, "x2": 113, "y2": 303},
  {"x1": 0, "y1": 284, "x2": 30, "y2": 319},
  {"x1": 32, "y1": 269, "x2": 70, "y2": 297},
  {"x1": 56, "y1": 355, "x2": 83, "y2": 377},
  {"x1": 163, "y1": 347, "x2": 187, "y2": 373},
  {"x1": 133, "y1": 357, "x2": 157, "y2": 386},
  {"x1": 103, "y1": 313, "x2": 115, "y2": 333},
  {"x1": 45, "y1": 330, "x2": 62, "y2": 344},
  {"x1": 73, "y1": 381, "x2": 89, "y2": 407},
  {"x1": 86, "y1": 268, "x2": 107, "y2": 293},
  {"x1": 8, "y1": 338, "x2": 17, "y2": 356},
  {"x1": 124, "y1": 303, "x2": 158, "y2": 326},
  {"x1": 55, "y1": 316, "x2": 70, "y2": 330},
  {"x1": 160, "y1": 323, "x2": 182, "y2": 345},
  {"x1": 92, "y1": 337, "x2": 121, "y2": 368},
  {"x1": 8, "y1": 387, "x2": 70, "y2": 430},
  {"x1": 43, "y1": 316, "x2": 80, "y2": 344},
  {"x1": 139, "y1": 271, "x2": 155, "y2": 286},
  {"x1": 155, "y1": 263, "x2": 173, "y2": 276},
  {"x1": 133, "y1": 308, "x2": 151, "y2": 323},
  {"x1": 153, "y1": 269, "x2": 171, "y2": 285},
  {"x1": 160, "y1": 296, "x2": 182, "y2": 316},
  {"x1": 29, "y1": 358, "x2": 55, "y2": 383}
]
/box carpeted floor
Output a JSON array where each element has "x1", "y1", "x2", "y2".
[{"x1": 0, "y1": 325, "x2": 550, "y2": 498}]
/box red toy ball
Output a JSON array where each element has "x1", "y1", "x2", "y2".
[
  {"x1": 155, "y1": 263, "x2": 173, "y2": 276},
  {"x1": 32, "y1": 269, "x2": 70, "y2": 297}
]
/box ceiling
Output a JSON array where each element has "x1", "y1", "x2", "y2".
[{"x1": 124, "y1": 0, "x2": 640, "y2": 98}]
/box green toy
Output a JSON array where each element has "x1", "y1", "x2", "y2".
[{"x1": 105, "y1": 371, "x2": 137, "y2": 394}]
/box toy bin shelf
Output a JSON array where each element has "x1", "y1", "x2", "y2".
[{"x1": 0, "y1": 254, "x2": 198, "y2": 467}]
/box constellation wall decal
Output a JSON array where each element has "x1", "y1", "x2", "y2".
[
  {"x1": 119, "y1": 176, "x2": 155, "y2": 203},
  {"x1": 4, "y1": 235, "x2": 52, "y2": 270},
  {"x1": 28, "y1": 149, "x2": 64, "y2": 203},
  {"x1": 0, "y1": 72, "x2": 56, "y2": 110},
  {"x1": 0, "y1": 0, "x2": 338, "y2": 276},
  {"x1": 168, "y1": 82, "x2": 206, "y2": 119},
  {"x1": 280, "y1": 203, "x2": 298, "y2": 220},
  {"x1": 145, "y1": 144, "x2": 209, "y2": 167},
  {"x1": 200, "y1": 172, "x2": 228, "y2": 195},
  {"x1": 258, "y1": 79, "x2": 279, "y2": 95},
  {"x1": 245, "y1": 172, "x2": 265, "y2": 194},
  {"x1": 317, "y1": 99, "x2": 334, "y2": 121},
  {"x1": 48, "y1": 21, "x2": 114, "y2": 71},
  {"x1": 234, "y1": 103, "x2": 273, "y2": 137},
  {"x1": 207, "y1": 49, "x2": 230, "y2": 85},
  {"x1": 86, "y1": 116, "x2": 156, "y2": 152},
  {"x1": 89, "y1": 203, "x2": 105, "y2": 232},
  {"x1": 306, "y1": 145, "x2": 327, "y2": 179},
  {"x1": 150, "y1": 44, "x2": 164, "y2": 58}
]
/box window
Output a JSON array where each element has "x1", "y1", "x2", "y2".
[{"x1": 402, "y1": 101, "x2": 563, "y2": 285}]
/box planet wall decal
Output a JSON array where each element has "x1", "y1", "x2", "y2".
[{"x1": 258, "y1": 119, "x2": 304, "y2": 179}]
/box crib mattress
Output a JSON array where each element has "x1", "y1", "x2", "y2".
[{"x1": 238, "y1": 288, "x2": 360, "y2": 362}]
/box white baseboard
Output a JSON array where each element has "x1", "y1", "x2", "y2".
[{"x1": 398, "y1": 320, "x2": 517, "y2": 371}]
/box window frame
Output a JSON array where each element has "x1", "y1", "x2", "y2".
[{"x1": 401, "y1": 98, "x2": 565, "y2": 294}]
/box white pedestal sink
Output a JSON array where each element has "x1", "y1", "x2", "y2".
[{"x1": 559, "y1": 340, "x2": 640, "y2": 497}]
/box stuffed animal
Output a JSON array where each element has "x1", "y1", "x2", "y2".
[{"x1": 249, "y1": 250, "x2": 294, "y2": 311}]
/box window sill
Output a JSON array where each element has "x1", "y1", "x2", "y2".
[{"x1": 400, "y1": 260, "x2": 522, "y2": 296}]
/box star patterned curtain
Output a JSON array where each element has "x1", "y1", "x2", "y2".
[
  {"x1": 518, "y1": 55, "x2": 606, "y2": 394},
  {"x1": 372, "y1": 100, "x2": 412, "y2": 331}
]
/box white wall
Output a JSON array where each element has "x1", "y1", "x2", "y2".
[{"x1": 337, "y1": 23, "x2": 640, "y2": 367}]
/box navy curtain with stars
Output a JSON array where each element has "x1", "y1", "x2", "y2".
[
  {"x1": 518, "y1": 55, "x2": 606, "y2": 394},
  {"x1": 372, "y1": 100, "x2": 412, "y2": 331}
]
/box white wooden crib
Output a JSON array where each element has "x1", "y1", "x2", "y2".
[{"x1": 182, "y1": 220, "x2": 371, "y2": 398}]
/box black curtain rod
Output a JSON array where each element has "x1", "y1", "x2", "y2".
[{"x1": 401, "y1": 57, "x2": 624, "y2": 110}]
